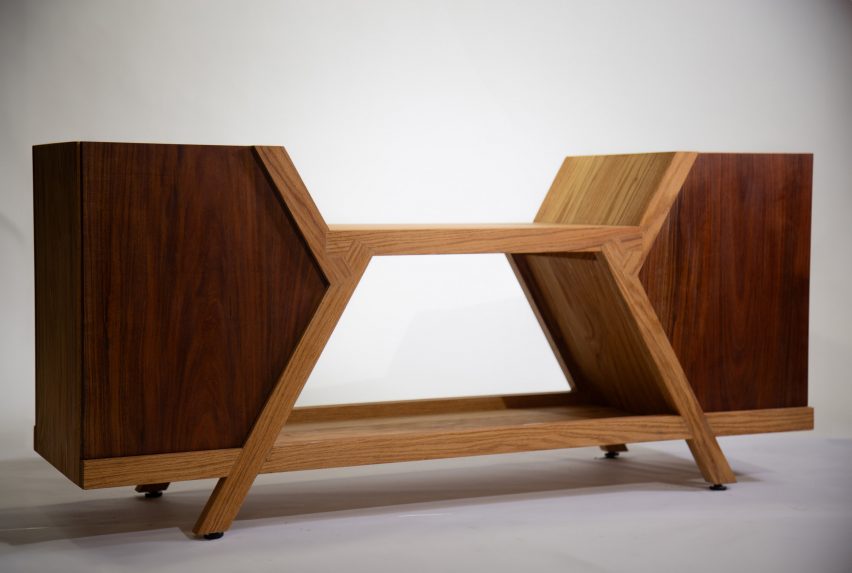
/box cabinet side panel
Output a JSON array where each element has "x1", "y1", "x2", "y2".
[
  {"x1": 33, "y1": 142, "x2": 83, "y2": 485},
  {"x1": 640, "y1": 154, "x2": 812, "y2": 411},
  {"x1": 82, "y1": 143, "x2": 328, "y2": 458}
]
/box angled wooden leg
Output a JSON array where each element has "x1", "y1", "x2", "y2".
[
  {"x1": 599, "y1": 243, "x2": 735, "y2": 485},
  {"x1": 193, "y1": 253, "x2": 370, "y2": 537},
  {"x1": 190, "y1": 146, "x2": 374, "y2": 538}
]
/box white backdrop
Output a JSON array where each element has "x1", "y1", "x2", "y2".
[{"x1": 2, "y1": 0, "x2": 851, "y2": 460}]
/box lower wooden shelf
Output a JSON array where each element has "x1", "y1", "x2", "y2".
[{"x1": 81, "y1": 392, "x2": 813, "y2": 490}]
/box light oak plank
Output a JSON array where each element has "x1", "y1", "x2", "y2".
[
  {"x1": 706, "y1": 407, "x2": 813, "y2": 436},
  {"x1": 287, "y1": 391, "x2": 583, "y2": 423},
  {"x1": 266, "y1": 414, "x2": 690, "y2": 471},
  {"x1": 534, "y1": 152, "x2": 697, "y2": 274},
  {"x1": 600, "y1": 444, "x2": 629, "y2": 454},
  {"x1": 537, "y1": 153, "x2": 679, "y2": 226},
  {"x1": 81, "y1": 405, "x2": 812, "y2": 489},
  {"x1": 510, "y1": 251, "x2": 673, "y2": 414},
  {"x1": 192, "y1": 147, "x2": 374, "y2": 534},
  {"x1": 327, "y1": 223, "x2": 643, "y2": 256}
]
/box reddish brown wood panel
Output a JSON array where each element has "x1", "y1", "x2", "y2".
[
  {"x1": 639, "y1": 154, "x2": 812, "y2": 412},
  {"x1": 33, "y1": 142, "x2": 83, "y2": 484},
  {"x1": 81, "y1": 143, "x2": 328, "y2": 458}
]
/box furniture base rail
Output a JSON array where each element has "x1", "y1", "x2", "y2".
[{"x1": 79, "y1": 392, "x2": 814, "y2": 490}]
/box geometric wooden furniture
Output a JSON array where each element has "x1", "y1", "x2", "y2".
[{"x1": 33, "y1": 143, "x2": 813, "y2": 539}]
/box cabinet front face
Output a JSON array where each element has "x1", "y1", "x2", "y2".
[
  {"x1": 639, "y1": 154, "x2": 812, "y2": 412},
  {"x1": 80, "y1": 143, "x2": 328, "y2": 459}
]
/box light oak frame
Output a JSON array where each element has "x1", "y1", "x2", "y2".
[
  {"x1": 185, "y1": 148, "x2": 777, "y2": 535},
  {"x1": 33, "y1": 145, "x2": 814, "y2": 539}
]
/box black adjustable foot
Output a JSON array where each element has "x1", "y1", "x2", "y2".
[
  {"x1": 604, "y1": 451, "x2": 619, "y2": 459},
  {"x1": 203, "y1": 532, "x2": 224, "y2": 540},
  {"x1": 709, "y1": 483, "x2": 728, "y2": 491},
  {"x1": 135, "y1": 483, "x2": 169, "y2": 498}
]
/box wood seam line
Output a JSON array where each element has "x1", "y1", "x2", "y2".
[
  {"x1": 598, "y1": 242, "x2": 736, "y2": 484},
  {"x1": 625, "y1": 151, "x2": 698, "y2": 275},
  {"x1": 253, "y1": 146, "x2": 347, "y2": 282},
  {"x1": 193, "y1": 253, "x2": 371, "y2": 535},
  {"x1": 194, "y1": 149, "x2": 372, "y2": 535}
]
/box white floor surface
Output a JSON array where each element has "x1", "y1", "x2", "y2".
[{"x1": 1, "y1": 432, "x2": 851, "y2": 573}]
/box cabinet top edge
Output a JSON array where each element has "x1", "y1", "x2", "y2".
[{"x1": 30, "y1": 143, "x2": 814, "y2": 159}]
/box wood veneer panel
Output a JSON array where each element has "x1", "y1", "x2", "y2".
[
  {"x1": 81, "y1": 143, "x2": 328, "y2": 458},
  {"x1": 510, "y1": 253, "x2": 674, "y2": 415},
  {"x1": 639, "y1": 154, "x2": 812, "y2": 412},
  {"x1": 639, "y1": 157, "x2": 722, "y2": 408},
  {"x1": 286, "y1": 391, "x2": 583, "y2": 424},
  {"x1": 267, "y1": 412, "x2": 689, "y2": 472},
  {"x1": 598, "y1": 244, "x2": 734, "y2": 484},
  {"x1": 719, "y1": 154, "x2": 812, "y2": 409},
  {"x1": 192, "y1": 147, "x2": 377, "y2": 534},
  {"x1": 33, "y1": 142, "x2": 83, "y2": 485},
  {"x1": 326, "y1": 223, "x2": 643, "y2": 256},
  {"x1": 82, "y1": 404, "x2": 813, "y2": 489},
  {"x1": 706, "y1": 407, "x2": 813, "y2": 436},
  {"x1": 537, "y1": 153, "x2": 680, "y2": 226}
]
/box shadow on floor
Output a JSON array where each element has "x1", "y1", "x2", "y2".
[{"x1": 0, "y1": 446, "x2": 754, "y2": 545}]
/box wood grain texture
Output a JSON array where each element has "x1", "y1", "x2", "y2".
[
  {"x1": 267, "y1": 412, "x2": 689, "y2": 472},
  {"x1": 280, "y1": 404, "x2": 629, "y2": 439},
  {"x1": 81, "y1": 399, "x2": 812, "y2": 489},
  {"x1": 33, "y1": 142, "x2": 83, "y2": 485},
  {"x1": 31, "y1": 144, "x2": 812, "y2": 533},
  {"x1": 327, "y1": 224, "x2": 643, "y2": 256},
  {"x1": 253, "y1": 146, "x2": 328, "y2": 263},
  {"x1": 537, "y1": 153, "x2": 687, "y2": 226},
  {"x1": 510, "y1": 252, "x2": 673, "y2": 414},
  {"x1": 194, "y1": 252, "x2": 371, "y2": 535},
  {"x1": 85, "y1": 448, "x2": 240, "y2": 489},
  {"x1": 628, "y1": 152, "x2": 698, "y2": 273},
  {"x1": 85, "y1": 404, "x2": 691, "y2": 489},
  {"x1": 253, "y1": 146, "x2": 350, "y2": 281},
  {"x1": 193, "y1": 148, "x2": 374, "y2": 536},
  {"x1": 287, "y1": 391, "x2": 585, "y2": 424},
  {"x1": 599, "y1": 244, "x2": 735, "y2": 484},
  {"x1": 506, "y1": 254, "x2": 579, "y2": 388},
  {"x1": 706, "y1": 407, "x2": 813, "y2": 436},
  {"x1": 639, "y1": 154, "x2": 812, "y2": 412},
  {"x1": 81, "y1": 143, "x2": 328, "y2": 458}
]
